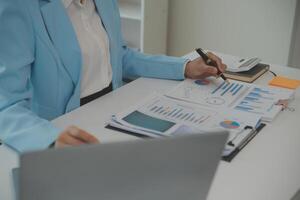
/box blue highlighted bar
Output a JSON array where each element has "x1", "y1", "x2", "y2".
[
  {"x1": 186, "y1": 113, "x2": 194, "y2": 121},
  {"x1": 235, "y1": 106, "x2": 254, "y2": 111},
  {"x1": 249, "y1": 92, "x2": 273, "y2": 100},
  {"x1": 240, "y1": 101, "x2": 249, "y2": 105},
  {"x1": 253, "y1": 87, "x2": 271, "y2": 94},
  {"x1": 248, "y1": 92, "x2": 262, "y2": 97},
  {"x1": 212, "y1": 81, "x2": 226, "y2": 94},
  {"x1": 221, "y1": 83, "x2": 234, "y2": 96},
  {"x1": 230, "y1": 83, "x2": 239, "y2": 92},
  {"x1": 222, "y1": 82, "x2": 230, "y2": 89},
  {"x1": 177, "y1": 113, "x2": 183, "y2": 118},
  {"x1": 172, "y1": 109, "x2": 183, "y2": 117},
  {"x1": 168, "y1": 109, "x2": 177, "y2": 116},
  {"x1": 156, "y1": 106, "x2": 163, "y2": 113},
  {"x1": 163, "y1": 111, "x2": 169, "y2": 115},
  {"x1": 235, "y1": 106, "x2": 262, "y2": 115},
  {"x1": 159, "y1": 109, "x2": 165, "y2": 114},
  {"x1": 150, "y1": 106, "x2": 158, "y2": 112},
  {"x1": 232, "y1": 85, "x2": 243, "y2": 95},
  {"x1": 181, "y1": 113, "x2": 189, "y2": 120},
  {"x1": 244, "y1": 96, "x2": 259, "y2": 101}
]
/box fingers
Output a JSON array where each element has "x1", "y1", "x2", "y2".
[
  {"x1": 207, "y1": 52, "x2": 227, "y2": 72},
  {"x1": 207, "y1": 52, "x2": 222, "y2": 67},
  {"x1": 221, "y1": 64, "x2": 227, "y2": 72},
  {"x1": 184, "y1": 57, "x2": 226, "y2": 80},
  {"x1": 58, "y1": 133, "x2": 86, "y2": 147},
  {"x1": 68, "y1": 126, "x2": 99, "y2": 144},
  {"x1": 55, "y1": 132, "x2": 85, "y2": 148},
  {"x1": 55, "y1": 126, "x2": 100, "y2": 148},
  {"x1": 204, "y1": 65, "x2": 218, "y2": 75}
]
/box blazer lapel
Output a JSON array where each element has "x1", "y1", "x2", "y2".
[
  {"x1": 39, "y1": 0, "x2": 82, "y2": 85},
  {"x1": 94, "y1": 0, "x2": 113, "y2": 33}
]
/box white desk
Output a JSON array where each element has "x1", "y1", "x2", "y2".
[{"x1": 1, "y1": 65, "x2": 300, "y2": 200}]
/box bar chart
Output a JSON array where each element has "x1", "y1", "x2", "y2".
[
  {"x1": 166, "y1": 79, "x2": 249, "y2": 108},
  {"x1": 234, "y1": 87, "x2": 276, "y2": 115},
  {"x1": 144, "y1": 98, "x2": 214, "y2": 126},
  {"x1": 211, "y1": 82, "x2": 245, "y2": 96}
]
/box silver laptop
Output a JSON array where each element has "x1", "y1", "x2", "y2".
[{"x1": 20, "y1": 132, "x2": 228, "y2": 200}]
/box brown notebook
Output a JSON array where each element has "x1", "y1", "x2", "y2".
[{"x1": 224, "y1": 63, "x2": 270, "y2": 83}]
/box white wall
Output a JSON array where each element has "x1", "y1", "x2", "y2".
[
  {"x1": 289, "y1": 0, "x2": 300, "y2": 68},
  {"x1": 167, "y1": 0, "x2": 297, "y2": 66}
]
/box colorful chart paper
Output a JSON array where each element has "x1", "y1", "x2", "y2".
[{"x1": 220, "y1": 120, "x2": 240, "y2": 129}]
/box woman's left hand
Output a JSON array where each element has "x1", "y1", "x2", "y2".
[{"x1": 184, "y1": 52, "x2": 227, "y2": 79}]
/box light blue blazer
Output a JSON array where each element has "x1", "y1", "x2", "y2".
[{"x1": 0, "y1": 0, "x2": 187, "y2": 153}]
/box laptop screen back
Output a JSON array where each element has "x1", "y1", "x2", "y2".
[{"x1": 20, "y1": 132, "x2": 228, "y2": 200}]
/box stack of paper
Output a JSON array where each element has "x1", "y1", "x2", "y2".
[
  {"x1": 108, "y1": 77, "x2": 294, "y2": 158},
  {"x1": 166, "y1": 78, "x2": 294, "y2": 122},
  {"x1": 108, "y1": 94, "x2": 262, "y2": 156}
]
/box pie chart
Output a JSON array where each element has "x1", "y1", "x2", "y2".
[
  {"x1": 220, "y1": 120, "x2": 240, "y2": 129},
  {"x1": 194, "y1": 79, "x2": 210, "y2": 86}
]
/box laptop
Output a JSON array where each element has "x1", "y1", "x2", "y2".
[{"x1": 19, "y1": 132, "x2": 228, "y2": 200}]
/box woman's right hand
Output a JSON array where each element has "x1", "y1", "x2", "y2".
[
  {"x1": 184, "y1": 52, "x2": 227, "y2": 79},
  {"x1": 55, "y1": 126, "x2": 100, "y2": 148}
]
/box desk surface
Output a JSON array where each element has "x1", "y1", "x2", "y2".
[{"x1": 1, "y1": 65, "x2": 300, "y2": 200}]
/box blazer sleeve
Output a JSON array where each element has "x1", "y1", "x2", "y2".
[
  {"x1": 0, "y1": 0, "x2": 60, "y2": 153},
  {"x1": 122, "y1": 45, "x2": 188, "y2": 80}
]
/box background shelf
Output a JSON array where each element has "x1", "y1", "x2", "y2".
[
  {"x1": 118, "y1": 0, "x2": 169, "y2": 54},
  {"x1": 119, "y1": 1, "x2": 142, "y2": 21}
]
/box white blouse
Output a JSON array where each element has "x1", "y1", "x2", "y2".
[{"x1": 62, "y1": 0, "x2": 112, "y2": 98}]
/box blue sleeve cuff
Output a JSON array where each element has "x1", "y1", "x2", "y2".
[{"x1": 4, "y1": 122, "x2": 61, "y2": 154}]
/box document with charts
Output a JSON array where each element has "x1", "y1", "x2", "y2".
[
  {"x1": 108, "y1": 94, "x2": 261, "y2": 156},
  {"x1": 165, "y1": 78, "x2": 295, "y2": 122},
  {"x1": 108, "y1": 79, "x2": 294, "y2": 158}
]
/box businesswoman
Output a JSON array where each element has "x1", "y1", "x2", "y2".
[{"x1": 0, "y1": 0, "x2": 226, "y2": 152}]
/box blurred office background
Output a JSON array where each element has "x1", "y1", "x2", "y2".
[{"x1": 119, "y1": 0, "x2": 299, "y2": 68}]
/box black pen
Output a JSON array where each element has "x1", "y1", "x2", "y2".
[{"x1": 196, "y1": 48, "x2": 229, "y2": 83}]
